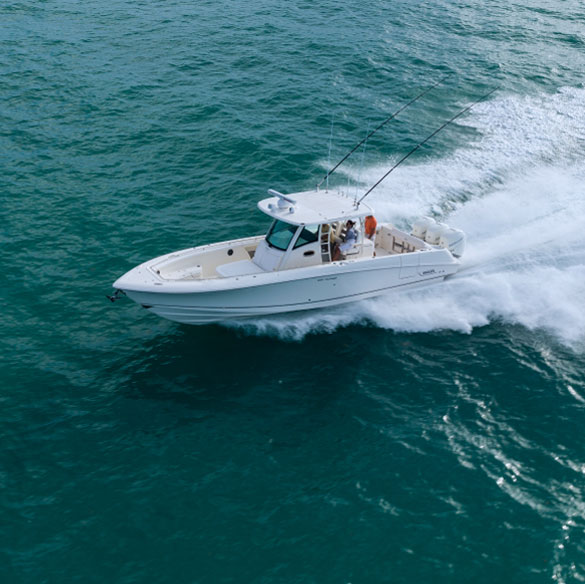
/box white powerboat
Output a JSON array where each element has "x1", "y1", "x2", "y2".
[
  {"x1": 109, "y1": 85, "x2": 498, "y2": 325},
  {"x1": 111, "y1": 189, "x2": 465, "y2": 324}
]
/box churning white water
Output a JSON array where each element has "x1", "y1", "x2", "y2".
[{"x1": 229, "y1": 88, "x2": 585, "y2": 344}]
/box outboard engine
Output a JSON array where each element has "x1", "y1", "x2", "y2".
[
  {"x1": 411, "y1": 216, "x2": 436, "y2": 240},
  {"x1": 439, "y1": 228, "x2": 466, "y2": 258},
  {"x1": 425, "y1": 222, "x2": 448, "y2": 245}
]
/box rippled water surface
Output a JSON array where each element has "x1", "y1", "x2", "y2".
[{"x1": 2, "y1": 1, "x2": 585, "y2": 582}]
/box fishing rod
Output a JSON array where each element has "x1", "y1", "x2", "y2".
[
  {"x1": 317, "y1": 76, "x2": 450, "y2": 189},
  {"x1": 357, "y1": 87, "x2": 499, "y2": 206}
]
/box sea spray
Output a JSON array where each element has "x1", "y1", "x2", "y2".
[{"x1": 227, "y1": 88, "x2": 585, "y2": 345}]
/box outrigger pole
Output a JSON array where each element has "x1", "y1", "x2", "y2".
[
  {"x1": 357, "y1": 87, "x2": 499, "y2": 206},
  {"x1": 317, "y1": 76, "x2": 449, "y2": 189}
]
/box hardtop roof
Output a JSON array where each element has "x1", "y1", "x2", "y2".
[{"x1": 257, "y1": 189, "x2": 375, "y2": 226}]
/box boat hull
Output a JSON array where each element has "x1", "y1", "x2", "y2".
[{"x1": 118, "y1": 254, "x2": 458, "y2": 324}]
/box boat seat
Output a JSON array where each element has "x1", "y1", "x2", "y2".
[
  {"x1": 342, "y1": 241, "x2": 364, "y2": 259},
  {"x1": 340, "y1": 232, "x2": 375, "y2": 259},
  {"x1": 216, "y1": 259, "x2": 265, "y2": 278},
  {"x1": 331, "y1": 221, "x2": 344, "y2": 241}
]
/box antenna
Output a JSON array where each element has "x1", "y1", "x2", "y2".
[
  {"x1": 357, "y1": 87, "x2": 499, "y2": 206},
  {"x1": 317, "y1": 76, "x2": 449, "y2": 189},
  {"x1": 326, "y1": 114, "x2": 334, "y2": 191},
  {"x1": 355, "y1": 121, "x2": 370, "y2": 203}
]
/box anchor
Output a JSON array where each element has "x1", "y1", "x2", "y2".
[{"x1": 106, "y1": 289, "x2": 126, "y2": 303}]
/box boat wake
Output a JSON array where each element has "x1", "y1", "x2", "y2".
[{"x1": 226, "y1": 87, "x2": 585, "y2": 345}]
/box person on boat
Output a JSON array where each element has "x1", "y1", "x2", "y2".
[
  {"x1": 365, "y1": 215, "x2": 377, "y2": 240},
  {"x1": 332, "y1": 220, "x2": 357, "y2": 261}
]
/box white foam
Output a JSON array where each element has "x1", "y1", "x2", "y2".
[{"x1": 228, "y1": 88, "x2": 585, "y2": 345}]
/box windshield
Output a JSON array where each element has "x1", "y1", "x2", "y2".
[
  {"x1": 266, "y1": 220, "x2": 298, "y2": 251},
  {"x1": 293, "y1": 224, "x2": 319, "y2": 248}
]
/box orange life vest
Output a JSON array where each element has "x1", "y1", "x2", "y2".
[{"x1": 365, "y1": 215, "x2": 377, "y2": 238}]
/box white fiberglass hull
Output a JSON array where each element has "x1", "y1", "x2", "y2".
[
  {"x1": 128, "y1": 274, "x2": 446, "y2": 324},
  {"x1": 114, "y1": 246, "x2": 459, "y2": 325}
]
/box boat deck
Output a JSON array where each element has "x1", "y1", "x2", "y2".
[{"x1": 373, "y1": 225, "x2": 428, "y2": 257}]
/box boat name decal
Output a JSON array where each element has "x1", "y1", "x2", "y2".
[{"x1": 317, "y1": 276, "x2": 338, "y2": 282}]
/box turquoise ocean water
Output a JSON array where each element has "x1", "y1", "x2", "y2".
[{"x1": 2, "y1": 1, "x2": 585, "y2": 582}]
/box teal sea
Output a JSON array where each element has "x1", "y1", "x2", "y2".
[{"x1": 2, "y1": 1, "x2": 585, "y2": 582}]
